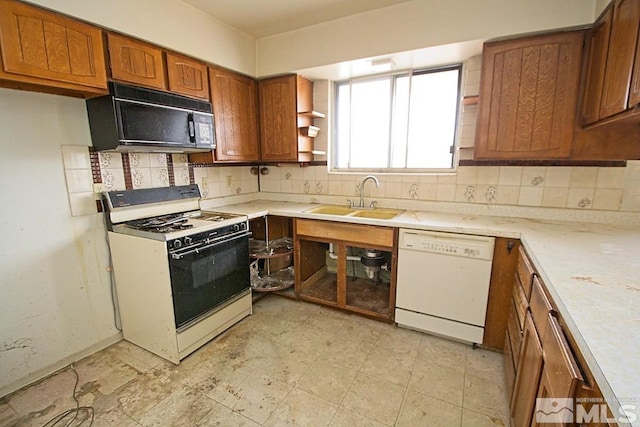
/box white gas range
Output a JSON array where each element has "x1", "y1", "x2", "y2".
[{"x1": 105, "y1": 185, "x2": 252, "y2": 364}]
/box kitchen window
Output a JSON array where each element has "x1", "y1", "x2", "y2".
[{"x1": 333, "y1": 65, "x2": 461, "y2": 172}]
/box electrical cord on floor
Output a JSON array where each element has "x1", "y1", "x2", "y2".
[{"x1": 42, "y1": 364, "x2": 94, "y2": 427}]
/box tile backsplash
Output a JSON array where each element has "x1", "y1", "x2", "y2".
[
  {"x1": 258, "y1": 163, "x2": 640, "y2": 213},
  {"x1": 61, "y1": 145, "x2": 640, "y2": 222},
  {"x1": 61, "y1": 146, "x2": 259, "y2": 216},
  {"x1": 61, "y1": 145, "x2": 95, "y2": 217}
]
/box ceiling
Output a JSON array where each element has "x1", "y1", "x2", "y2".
[{"x1": 180, "y1": 0, "x2": 415, "y2": 38}]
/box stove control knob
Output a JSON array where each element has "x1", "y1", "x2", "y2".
[
  {"x1": 172, "y1": 239, "x2": 182, "y2": 249},
  {"x1": 184, "y1": 236, "x2": 193, "y2": 246},
  {"x1": 233, "y1": 224, "x2": 240, "y2": 232}
]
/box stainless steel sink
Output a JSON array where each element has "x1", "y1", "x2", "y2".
[{"x1": 305, "y1": 205, "x2": 404, "y2": 220}]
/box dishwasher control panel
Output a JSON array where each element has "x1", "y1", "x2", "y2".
[{"x1": 399, "y1": 229, "x2": 495, "y2": 260}]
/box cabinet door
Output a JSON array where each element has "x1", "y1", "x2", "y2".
[
  {"x1": 581, "y1": 6, "x2": 613, "y2": 125},
  {"x1": 599, "y1": 0, "x2": 640, "y2": 119},
  {"x1": 531, "y1": 314, "x2": 583, "y2": 426},
  {"x1": 475, "y1": 31, "x2": 583, "y2": 160},
  {"x1": 166, "y1": 52, "x2": 209, "y2": 100},
  {"x1": 107, "y1": 33, "x2": 166, "y2": 90},
  {"x1": 210, "y1": 67, "x2": 260, "y2": 161},
  {"x1": 259, "y1": 74, "x2": 298, "y2": 161},
  {"x1": 629, "y1": 24, "x2": 640, "y2": 108},
  {"x1": 511, "y1": 311, "x2": 543, "y2": 427},
  {"x1": 0, "y1": 0, "x2": 106, "y2": 89}
]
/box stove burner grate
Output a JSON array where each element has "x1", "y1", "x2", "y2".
[{"x1": 125, "y1": 213, "x2": 188, "y2": 231}]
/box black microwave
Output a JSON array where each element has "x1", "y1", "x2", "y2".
[{"x1": 86, "y1": 82, "x2": 215, "y2": 153}]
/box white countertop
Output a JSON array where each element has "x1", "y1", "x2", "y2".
[{"x1": 211, "y1": 200, "x2": 640, "y2": 423}]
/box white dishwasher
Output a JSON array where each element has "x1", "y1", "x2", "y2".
[{"x1": 395, "y1": 229, "x2": 495, "y2": 344}]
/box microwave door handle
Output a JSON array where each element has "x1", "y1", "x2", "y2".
[{"x1": 187, "y1": 113, "x2": 196, "y2": 141}]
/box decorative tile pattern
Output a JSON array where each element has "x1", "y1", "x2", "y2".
[
  {"x1": 578, "y1": 197, "x2": 592, "y2": 209},
  {"x1": 409, "y1": 183, "x2": 419, "y2": 199},
  {"x1": 167, "y1": 154, "x2": 175, "y2": 186},
  {"x1": 100, "y1": 168, "x2": 126, "y2": 192},
  {"x1": 128, "y1": 153, "x2": 150, "y2": 168},
  {"x1": 97, "y1": 152, "x2": 123, "y2": 169},
  {"x1": 531, "y1": 175, "x2": 544, "y2": 186},
  {"x1": 485, "y1": 186, "x2": 497, "y2": 203},
  {"x1": 89, "y1": 150, "x2": 101, "y2": 184},
  {"x1": 464, "y1": 185, "x2": 475, "y2": 202},
  {"x1": 149, "y1": 153, "x2": 168, "y2": 167},
  {"x1": 151, "y1": 167, "x2": 170, "y2": 188},
  {"x1": 121, "y1": 153, "x2": 132, "y2": 190}
]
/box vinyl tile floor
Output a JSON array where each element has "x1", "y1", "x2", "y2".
[{"x1": 1, "y1": 295, "x2": 510, "y2": 426}]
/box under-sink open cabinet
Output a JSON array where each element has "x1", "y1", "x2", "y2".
[{"x1": 293, "y1": 219, "x2": 398, "y2": 322}]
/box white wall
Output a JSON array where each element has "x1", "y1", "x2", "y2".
[
  {"x1": 256, "y1": 0, "x2": 596, "y2": 77},
  {"x1": 26, "y1": 0, "x2": 257, "y2": 76},
  {"x1": 0, "y1": 88, "x2": 120, "y2": 396}
]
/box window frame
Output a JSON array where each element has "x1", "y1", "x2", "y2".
[{"x1": 330, "y1": 64, "x2": 463, "y2": 174}]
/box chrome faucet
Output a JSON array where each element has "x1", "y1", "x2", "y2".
[{"x1": 359, "y1": 175, "x2": 380, "y2": 208}]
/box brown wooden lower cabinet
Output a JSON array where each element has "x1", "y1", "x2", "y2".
[
  {"x1": 504, "y1": 246, "x2": 618, "y2": 427},
  {"x1": 293, "y1": 219, "x2": 397, "y2": 321},
  {"x1": 531, "y1": 314, "x2": 583, "y2": 427},
  {"x1": 483, "y1": 238, "x2": 520, "y2": 350},
  {"x1": 511, "y1": 311, "x2": 544, "y2": 427}
]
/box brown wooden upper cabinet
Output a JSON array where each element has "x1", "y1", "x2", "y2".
[
  {"x1": 581, "y1": 0, "x2": 640, "y2": 125},
  {"x1": 107, "y1": 32, "x2": 167, "y2": 90},
  {"x1": 166, "y1": 52, "x2": 209, "y2": 100},
  {"x1": 258, "y1": 74, "x2": 321, "y2": 162},
  {"x1": 258, "y1": 74, "x2": 299, "y2": 162},
  {"x1": 630, "y1": 19, "x2": 640, "y2": 108},
  {"x1": 580, "y1": 6, "x2": 613, "y2": 126},
  {"x1": 0, "y1": 0, "x2": 107, "y2": 96},
  {"x1": 474, "y1": 30, "x2": 584, "y2": 160},
  {"x1": 190, "y1": 67, "x2": 260, "y2": 163}
]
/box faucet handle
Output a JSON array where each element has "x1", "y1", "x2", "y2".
[
  {"x1": 347, "y1": 199, "x2": 354, "y2": 208},
  {"x1": 370, "y1": 201, "x2": 377, "y2": 208}
]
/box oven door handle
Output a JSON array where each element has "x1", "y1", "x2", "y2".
[{"x1": 169, "y1": 231, "x2": 250, "y2": 259}]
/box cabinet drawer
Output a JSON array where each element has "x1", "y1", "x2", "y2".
[
  {"x1": 511, "y1": 311, "x2": 544, "y2": 427},
  {"x1": 516, "y1": 246, "x2": 535, "y2": 299},
  {"x1": 538, "y1": 313, "x2": 583, "y2": 399},
  {"x1": 512, "y1": 277, "x2": 528, "y2": 331},
  {"x1": 529, "y1": 276, "x2": 554, "y2": 342},
  {"x1": 507, "y1": 300, "x2": 522, "y2": 366},
  {"x1": 504, "y1": 330, "x2": 516, "y2": 399},
  {"x1": 295, "y1": 219, "x2": 395, "y2": 248}
]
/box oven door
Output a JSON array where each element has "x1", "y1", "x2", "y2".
[{"x1": 168, "y1": 231, "x2": 250, "y2": 329}]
